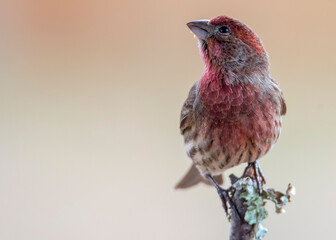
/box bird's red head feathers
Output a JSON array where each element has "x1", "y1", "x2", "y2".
[
  {"x1": 187, "y1": 16, "x2": 268, "y2": 71},
  {"x1": 209, "y1": 16, "x2": 265, "y2": 55}
]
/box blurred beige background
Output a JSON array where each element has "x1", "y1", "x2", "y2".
[{"x1": 0, "y1": 0, "x2": 335, "y2": 239}]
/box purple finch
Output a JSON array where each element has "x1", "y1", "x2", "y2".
[{"x1": 176, "y1": 16, "x2": 286, "y2": 211}]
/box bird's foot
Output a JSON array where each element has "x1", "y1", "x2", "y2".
[
  {"x1": 206, "y1": 175, "x2": 242, "y2": 220},
  {"x1": 242, "y1": 160, "x2": 266, "y2": 193}
]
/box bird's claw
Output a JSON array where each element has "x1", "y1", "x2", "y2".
[
  {"x1": 243, "y1": 161, "x2": 266, "y2": 194},
  {"x1": 207, "y1": 175, "x2": 242, "y2": 220},
  {"x1": 217, "y1": 187, "x2": 229, "y2": 215}
]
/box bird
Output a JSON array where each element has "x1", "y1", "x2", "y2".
[{"x1": 175, "y1": 16, "x2": 286, "y2": 213}]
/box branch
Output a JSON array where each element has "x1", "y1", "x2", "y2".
[
  {"x1": 226, "y1": 174, "x2": 295, "y2": 240},
  {"x1": 229, "y1": 175, "x2": 255, "y2": 240}
]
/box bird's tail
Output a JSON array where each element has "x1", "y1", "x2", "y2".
[{"x1": 175, "y1": 164, "x2": 223, "y2": 189}]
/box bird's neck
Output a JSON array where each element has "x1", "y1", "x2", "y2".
[
  {"x1": 199, "y1": 65, "x2": 229, "y2": 107},
  {"x1": 198, "y1": 64, "x2": 263, "y2": 116},
  {"x1": 199, "y1": 65, "x2": 225, "y2": 94}
]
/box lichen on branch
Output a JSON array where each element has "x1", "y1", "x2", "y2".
[{"x1": 229, "y1": 175, "x2": 295, "y2": 240}]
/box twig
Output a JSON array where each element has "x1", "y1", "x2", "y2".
[
  {"x1": 226, "y1": 174, "x2": 295, "y2": 240},
  {"x1": 229, "y1": 174, "x2": 255, "y2": 240}
]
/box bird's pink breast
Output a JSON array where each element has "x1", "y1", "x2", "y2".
[{"x1": 198, "y1": 72, "x2": 280, "y2": 151}]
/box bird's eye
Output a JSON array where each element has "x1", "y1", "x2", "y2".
[{"x1": 218, "y1": 26, "x2": 230, "y2": 34}]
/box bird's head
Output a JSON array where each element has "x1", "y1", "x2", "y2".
[{"x1": 187, "y1": 16, "x2": 268, "y2": 73}]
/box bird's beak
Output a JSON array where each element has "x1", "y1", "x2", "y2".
[{"x1": 187, "y1": 20, "x2": 211, "y2": 41}]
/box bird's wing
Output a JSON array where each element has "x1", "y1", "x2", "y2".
[
  {"x1": 280, "y1": 92, "x2": 286, "y2": 116},
  {"x1": 180, "y1": 82, "x2": 198, "y2": 135},
  {"x1": 270, "y1": 78, "x2": 286, "y2": 116}
]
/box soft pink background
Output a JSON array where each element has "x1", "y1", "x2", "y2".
[{"x1": 0, "y1": 0, "x2": 335, "y2": 239}]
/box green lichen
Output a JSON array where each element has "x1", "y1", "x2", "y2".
[{"x1": 236, "y1": 178, "x2": 295, "y2": 239}]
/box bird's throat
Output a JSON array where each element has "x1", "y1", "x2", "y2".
[
  {"x1": 199, "y1": 67, "x2": 229, "y2": 111},
  {"x1": 198, "y1": 65, "x2": 258, "y2": 118}
]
